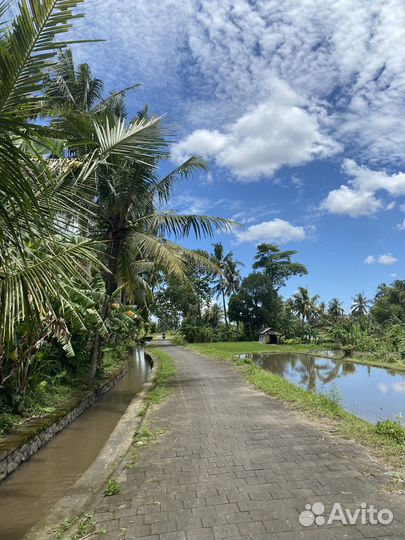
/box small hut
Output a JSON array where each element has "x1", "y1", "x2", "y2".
[{"x1": 258, "y1": 328, "x2": 279, "y2": 344}]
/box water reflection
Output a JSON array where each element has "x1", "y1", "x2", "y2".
[{"x1": 243, "y1": 352, "x2": 405, "y2": 424}]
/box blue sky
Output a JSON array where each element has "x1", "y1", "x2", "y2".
[{"x1": 73, "y1": 0, "x2": 404, "y2": 310}]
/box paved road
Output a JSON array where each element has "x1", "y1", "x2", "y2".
[{"x1": 91, "y1": 342, "x2": 404, "y2": 540}]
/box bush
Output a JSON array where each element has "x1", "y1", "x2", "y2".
[
  {"x1": 375, "y1": 418, "x2": 405, "y2": 444},
  {"x1": 170, "y1": 335, "x2": 187, "y2": 346},
  {"x1": 180, "y1": 324, "x2": 242, "y2": 343}
]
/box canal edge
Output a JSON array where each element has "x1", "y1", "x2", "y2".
[
  {"x1": 0, "y1": 362, "x2": 129, "y2": 483},
  {"x1": 25, "y1": 353, "x2": 159, "y2": 540}
]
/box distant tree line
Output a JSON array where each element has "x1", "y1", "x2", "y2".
[{"x1": 152, "y1": 243, "x2": 405, "y2": 361}]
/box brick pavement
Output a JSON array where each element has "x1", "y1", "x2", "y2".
[{"x1": 90, "y1": 342, "x2": 404, "y2": 540}]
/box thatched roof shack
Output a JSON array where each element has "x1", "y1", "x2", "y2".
[{"x1": 258, "y1": 328, "x2": 279, "y2": 344}]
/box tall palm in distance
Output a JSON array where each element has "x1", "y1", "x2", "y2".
[
  {"x1": 351, "y1": 292, "x2": 371, "y2": 316},
  {"x1": 328, "y1": 297, "x2": 344, "y2": 320},
  {"x1": 211, "y1": 243, "x2": 243, "y2": 328},
  {"x1": 292, "y1": 287, "x2": 319, "y2": 322}
]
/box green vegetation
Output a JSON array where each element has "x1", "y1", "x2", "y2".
[
  {"x1": 0, "y1": 344, "x2": 127, "y2": 435},
  {"x1": 153, "y1": 239, "x2": 404, "y2": 372},
  {"x1": 187, "y1": 340, "x2": 404, "y2": 372},
  {"x1": 186, "y1": 343, "x2": 405, "y2": 470},
  {"x1": 127, "y1": 424, "x2": 165, "y2": 468},
  {"x1": 0, "y1": 1, "x2": 232, "y2": 435},
  {"x1": 145, "y1": 346, "x2": 177, "y2": 405},
  {"x1": 188, "y1": 341, "x2": 327, "y2": 360},
  {"x1": 54, "y1": 514, "x2": 96, "y2": 540},
  {"x1": 104, "y1": 478, "x2": 120, "y2": 496},
  {"x1": 375, "y1": 418, "x2": 405, "y2": 445}
]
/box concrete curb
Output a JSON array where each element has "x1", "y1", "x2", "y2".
[{"x1": 25, "y1": 356, "x2": 158, "y2": 540}]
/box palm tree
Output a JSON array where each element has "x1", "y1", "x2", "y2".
[
  {"x1": 42, "y1": 52, "x2": 236, "y2": 377},
  {"x1": 318, "y1": 301, "x2": 327, "y2": 317},
  {"x1": 328, "y1": 297, "x2": 344, "y2": 319},
  {"x1": 87, "y1": 121, "x2": 233, "y2": 378},
  {"x1": 204, "y1": 303, "x2": 223, "y2": 328},
  {"x1": 211, "y1": 244, "x2": 243, "y2": 328},
  {"x1": 351, "y1": 293, "x2": 371, "y2": 316},
  {"x1": 0, "y1": 0, "x2": 108, "y2": 352},
  {"x1": 44, "y1": 49, "x2": 104, "y2": 113},
  {"x1": 292, "y1": 287, "x2": 319, "y2": 322},
  {"x1": 223, "y1": 257, "x2": 243, "y2": 297}
]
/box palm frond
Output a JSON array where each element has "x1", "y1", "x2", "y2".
[
  {"x1": 0, "y1": 0, "x2": 87, "y2": 115},
  {"x1": 154, "y1": 155, "x2": 208, "y2": 204},
  {"x1": 94, "y1": 116, "x2": 166, "y2": 161},
  {"x1": 137, "y1": 212, "x2": 237, "y2": 239},
  {"x1": 0, "y1": 237, "x2": 105, "y2": 343}
]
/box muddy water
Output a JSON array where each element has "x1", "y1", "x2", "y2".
[{"x1": 0, "y1": 347, "x2": 151, "y2": 539}]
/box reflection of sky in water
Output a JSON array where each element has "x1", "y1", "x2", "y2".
[
  {"x1": 247, "y1": 353, "x2": 405, "y2": 424},
  {"x1": 378, "y1": 381, "x2": 405, "y2": 394}
]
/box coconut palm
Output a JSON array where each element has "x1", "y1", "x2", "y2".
[
  {"x1": 0, "y1": 0, "x2": 109, "y2": 350},
  {"x1": 351, "y1": 292, "x2": 371, "y2": 316},
  {"x1": 211, "y1": 244, "x2": 243, "y2": 328},
  {"x1": 328, "y1": 297, "x2": 344, "y2": 319},
  {"x1": 223, "y1": 257, "x2": 243, "y2": 296},
  {"x1": 292, "y1": 287, "x2": 319, "y2": 322}
]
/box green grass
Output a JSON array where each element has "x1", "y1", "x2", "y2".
[
  {"x1": 125, "y1": 345, "x2": 176, "y2": 469},
  {"x1": 54, "y1": 514, "x2": 96, "y2": 540},
  {"x1": 187, "y1": 342, "x2": 405, "y2": 472},
  {"x1": 146, "y1": 345, "x2": 177, "y2": 405},
  {"x1": 104, "y1": 477, "x2": 120, "y2": 496},
  {"x1": 187, "y1": 341, "x2": 327, "y2": 360},
  {"x1": 126, "y1": 424, "x2": 166, "y2": 468}
]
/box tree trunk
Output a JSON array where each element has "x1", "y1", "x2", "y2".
[
  {"x1": 88, "y1": 233, "x2": 121, "y2": 382},
  {"x1": 222, "y1": 291, "x2": 228, "y2": 328}
]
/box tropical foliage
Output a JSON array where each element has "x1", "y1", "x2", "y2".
[{"x1": 0, "y1": 1, "x2": 233, "y2": 429}]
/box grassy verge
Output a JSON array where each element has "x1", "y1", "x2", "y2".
[
  {"x1": 126, "y1": 346, "x2": 176, "y2": 466},
  {"x1": 185, "y1": 341, "x2": 405, "y2": 372},
  {"x1": 187, "y1": 342, "x2": 405, "y2": 472},
  {"x1": 145, "y1": 345, "x2": 176, "y2": 405}
]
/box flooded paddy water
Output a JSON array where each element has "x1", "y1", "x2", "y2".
[{"x1": 239, "y1": 352, "x2": 405, "y2": 424}]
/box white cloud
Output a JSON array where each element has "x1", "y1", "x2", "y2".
[
  {"x1": 74, "y1": 0, "x2": 405, "y2": 169},
  {"x1": 174, "y1": 130, "x2": 228, "y2": 159},
  {"x1": 342, "y1": 160, "x2": 405, "y2": 197},
  {"x1": 173, "y1": 89, "x2": 340, "y2": 180},
  {"x1": 236, "y1": 218, "x2": 305, "y2": 244},
  {"x1": 364, "y1": 256, "x2": 375, "y2": 265},
  {"x1": 321, "y1": 159, "x2": 404, "y2": 217},
  {"x1": 364, "y1": 253, "x2": 398, "y2": 265},
  {"x1": 321, "y1": 185, "x2": 383, "y2": 217},
  {"x1": 378, "y1": 254, "x2": 398, "y2": 265},
  {"x1": 396, "y1": 220, "x2": 405, "y2": 231}
]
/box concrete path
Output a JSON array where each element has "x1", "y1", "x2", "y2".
[{"x1": 91, "y1": 343, "x2": 404, "y2": 540}]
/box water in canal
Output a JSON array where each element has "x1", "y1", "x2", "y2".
[
  {"x1": 241, "y1": 352, "x2": 405, "y2": 424},
  {"x1": 0, "y1": 347, "x2": 151, "y2": 540}
]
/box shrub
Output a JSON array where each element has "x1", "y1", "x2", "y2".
[
  {"x1": 170, "y1": 335, "x2": 187, "y2": 346},
  {"x1": 375, "y1": 418, "x2": 405, "y2": 444}
]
